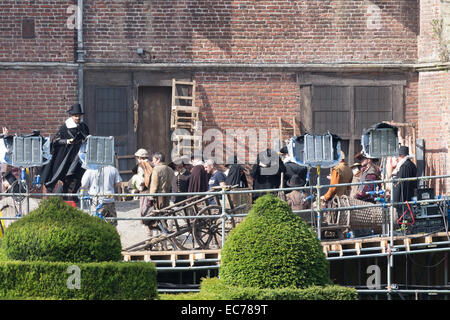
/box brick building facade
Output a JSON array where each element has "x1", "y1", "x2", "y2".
[{"x1": 0, "y1": 0, "x2": 448, "y2": 192}]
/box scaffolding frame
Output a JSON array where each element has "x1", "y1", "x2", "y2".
[{"x1": 1, "y1": 174, "x2": 449, "y2": 298}]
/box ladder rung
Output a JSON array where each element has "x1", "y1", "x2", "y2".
[
  {"x1": 172, "y1": 106, "x2": 198, "y2": 112},
  {"x1": 174, "y1": 116, "x2": 198, "y2": 120},
  {"x1": 173, "y1": 135, "x2": 202, "y2": 140},
  {"x1": 174, "y1": 122, "x2": 195, "y2": 127},
  {"x1": 173, "y1": 81, "x2": 195, "y2": 86},
  {"x1": 174, "y1": 96, "x2": 194, "y2": 100}
]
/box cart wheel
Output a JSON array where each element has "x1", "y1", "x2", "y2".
[
  {"x1": 159, "y1": 209, "x2": 195, "y2": 250},
  {"x1": 193, "y1": 205, "x2": 235, "y2": 249}
]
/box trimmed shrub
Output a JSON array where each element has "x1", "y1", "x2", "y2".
[
  {"x1": 3, "y1": 197, "x2": 122, "y2": 263},
  {"x1": 220, "y1": 194, "x2": 330, "y2": 289},
  {"x1": 0, "y1": 260, "x2": 158, "y2": 300},
  {"x1": 160, "y1": 278, "x2": 357, "y2": 300}
]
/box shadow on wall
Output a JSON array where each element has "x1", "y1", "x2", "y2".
[
  {"x1": 424, "y1": 148, "x2": 448, "y2": 195},
  {"x1": 371, "y1": 0, "x2": 420, "y2": 35},
  {"x1": 188, "y1": 1, "x2": 233, "y2": 58}
]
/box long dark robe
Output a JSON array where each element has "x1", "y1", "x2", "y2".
[
  {"x1": 171, "y1": 170, "x2": 191, "y2": 203},
  {"x1": 40, "y1": 121, "x2": 89, "y2": 195},
  {"x1": 392, "y1": 158, "x2": 417, "y2": 213},
  {"x1": 250, "y1": 150, "x2": 286, "y2": 202},
  {"x1": 225, "y1": 164, "x2": 248, "y2": 188},
  {"x1": 188, "y1": 164, "x2": 208, "y2": 193},
  {"x1": 284, "y1": 161, "x2": 307, "y2": 184}
]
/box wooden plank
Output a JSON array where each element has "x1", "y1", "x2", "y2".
[
  {"x1": 174, "y1": 80, "x2": 196, "y2": 86},
  {"x1": 322, "y1": 245, "x2": 329, "y2": 257},
  {"x1": 404, "y1": 238, "x2": 411, "y2": 252},
  {"x1": 355, "y1": 242, "x2": 361, "y2": 255},
  {"x1": 380, "y1": 240, "x2": 387, "y2": 253},
  {"x1": 174, "y1": 95, "x2": 194, "y2": 100},
  {"x1": 172, "y1": 106, "x2": 199, "y2": 112}
]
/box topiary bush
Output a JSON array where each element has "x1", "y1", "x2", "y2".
[
  {"x1": 196, "y1": 278, "x2": 357, "y2": 300},
  {"x1": 0, "y1": 260, "x2": 158, "y2": 300},
  {"x1": 219, "y1": 193, "x2": 331, "y2": 289},
  {"x1": 3, "y1": 197, "x2": 122, "y2": 263}
]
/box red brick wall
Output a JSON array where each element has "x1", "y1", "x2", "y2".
[
  {"x1": 193, "y1": 72, "x2": 299, "y2": 163},
  {"x1": 405, "y1": 72, "x2": 419, "y2": 135},
  {"x1": 418, "y1": 71, "x2": 450, "y2": 193},
  {"x1": 83, "y1": 0, "x2": 418, "y2": 64},
  {"x1": 0, "y1": 0, "x2": 76, "y2": 62},
  {"x1": 0, "y1": 69, "x2": 78, "y2": 136},
  {"x1": 418, "y1": 0, "x2": 442, "y2": 62}
]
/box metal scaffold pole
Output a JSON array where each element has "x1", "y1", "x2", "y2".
[
  {"x1": 316, "y1": 165, "x2": 321, "y2": 241},
  {"x1": 221, "y1": 188, "x2": 227, "y2": 249},
  {"x1": 387, "y1": 178, "x2": 395, "y2": 300}
]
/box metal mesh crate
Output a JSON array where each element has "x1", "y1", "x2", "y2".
[
  {"x1": 85, "y1": 136, "x2": 115, "y2": 167},
  {"x1": 12, "y1": 136, "x2": 43, "y2": 167}
]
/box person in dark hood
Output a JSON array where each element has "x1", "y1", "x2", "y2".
[
  {"x1": 279, "y1": 145, "x2": 307, "y2": 186},
  {"x1": 187, "y1": 158, "x2": 208, "y2": 194},
  {"x1": 169, "y1": 155, "x2": 191, "y2": 204},
  {"x1": 285, "y1": 174, "x2": 311, "y2": 223},
  {"x1": 39, "y1": 103, "x2": 89, "y2": 201},
  {"x1": 250, "y1": 148, "x2": 286, "y2": 203},
  {"x1": 224, "y1": 156, "x2": 248, "y2": 188}
]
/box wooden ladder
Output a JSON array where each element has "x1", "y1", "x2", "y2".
[
  {"x1": 170, "y1": 79, "x2": 201, "y2": 156},
  {"x1": 279, "y1": 116, "x2": 297, "y2": 147}
]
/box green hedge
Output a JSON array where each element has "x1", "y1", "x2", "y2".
[
  {"x1": 160, "y1": 278, "x2": 357, "y2": 300},
  {"x1": 3, "y1": 197, "x2": 122, "y2": 263},
  {"x1": 220, "y1": 194, "x2": 330, "y2": 289},
  {"x1": 0, "y1": 260, "x2": 158, "y2": 300}
]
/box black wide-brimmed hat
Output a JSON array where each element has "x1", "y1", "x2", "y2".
[
  {"x1": 67, "y1": 103, "x2": 84, "y2": 115},
  {"x1": 399, "y1": 146, "x2": 409, "y2": 156},
  {"x1": 2, "y1": 171, "x2": 17, "y2": 186},
  {"x1": 279, "y1": 146, "x2": 288, "y2": 155},
  {"x1": 286, "y1": 174, "x2": 305, "y2": 188}
]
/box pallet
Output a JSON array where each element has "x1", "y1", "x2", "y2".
[
  {"x1": 122, "y1": 232, "x2": 450, "y2": 266},
  {"x1": 321, "y1": 231, "x2": 450, "y2": 257},
  {"x1": 122, "y1": 249, "x2": 221, "y2": 267}
]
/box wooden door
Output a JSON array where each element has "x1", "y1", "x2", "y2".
[{"x1": 137, "y1": 86, "x2": 172, "y2": 162}]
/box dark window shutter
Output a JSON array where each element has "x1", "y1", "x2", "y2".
[{"x1": 22, "y1": 18, "x2": 35, "y2": 39}]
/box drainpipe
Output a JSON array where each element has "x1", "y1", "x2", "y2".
[{"x1": 76, "y1": 0, "x2": 84, "y2": 111}]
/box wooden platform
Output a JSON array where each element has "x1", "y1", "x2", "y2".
[
  {"x1": 321, "y1": 231, "x2": 450, "y2": 258},
  {"x1": 122, "y1": 249, "x2": 221, "y2": 267},
  {"x1": 121, "y1": 232, "x2": 450, "y2": 266}
]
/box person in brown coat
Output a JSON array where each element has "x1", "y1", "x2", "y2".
[
  {"x1": 320, "y1": 151, "x2": 353, "y2": 203},
  {"x1": 149, "y1": 152, "x2": 175, "y2": 210},
  {"x1": 140, "y1": 152, "x2": 174, "y2": 236}
]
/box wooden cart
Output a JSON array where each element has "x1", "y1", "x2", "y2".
[{"x1": 124, "y1": 186, "x2": 250, "y2": 251}]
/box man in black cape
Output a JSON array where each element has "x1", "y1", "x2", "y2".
[
  {"x1": 392, "y1": 146, "x2": 417, "y2": 217},
  {"x1": 40, "y1": 103, "x2": 89, "y2": 201}
]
